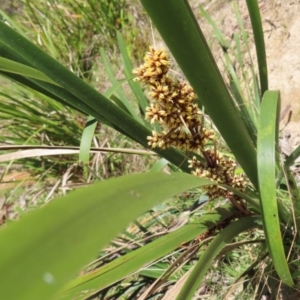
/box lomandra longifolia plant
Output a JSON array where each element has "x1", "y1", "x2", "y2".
[
  {"x1": 133, "y1": 47, "x2": 249, "y2": 213},
  {"x1": 0, "y1": 0, "x2": 299, "y2": 299}
]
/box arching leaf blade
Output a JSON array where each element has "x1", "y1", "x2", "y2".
[
  {"x1": 0, "y1": 57, "x2": 58, "y2": 85},
  {"x1": 245, "y1": 0, "x2": 268, "y2": 96},
  {"x1": 0, "y1": 172, "x2": 214, "y2": 300},
  {"x1": 176, "y1": 216, "x2": 261, "y2": 300},
  {"x1": 60, "y1": 204, "x2": 236, "y2": 299},
  {"x1": 257, "y1": 90, "x2": 293, "y2": 286}
]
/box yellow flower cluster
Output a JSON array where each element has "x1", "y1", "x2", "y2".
[
  {"x1": 133, "y1": 47, "x2": 248, "y2": 201},
  {"x1": 188, "y1": 151, "x2": 247, "y2": 199},
  {"x1": 133, "y1": 47, "x2": 214, "y2": 151}
]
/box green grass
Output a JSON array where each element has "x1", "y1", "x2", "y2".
[{"x1": 0, "y1": 0, "x2": 152, "y2": 175}]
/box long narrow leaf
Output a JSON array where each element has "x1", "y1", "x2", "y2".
[
  {"x1": 233, "y1": 3, "x2": 261, "y2": 112},
  {"x1": 79, "y1": 116, "x2": 98, "y2": 166},
  {"x1": 117, "y1": 32, "x2": 149, "y2": 116},
  {"x1": 79, "y1": 88, "x2": 116, "y2": 170},
  {"x1": 257, "y1": 90, "x2": 293, "y2": 286},
  {"x1": 60, "y1": 204, "x2": 236, "y2": 299},
  {"x1": 177, "y1": 216, "x2": 261, "y2": 300},
  {"x1": 245, "y1": 0, "x2": 268, "y2": 96},
  {"x1": 0, "y1": 57, "x2": 58, "y2": 85},
  {"x1": 100, "y1": 48, "x2": 140, "y2": 122},
  {"x1": 0, "y1": 172, "x2": 214, "y2": 300},
  {"x1": 285, "y1": 145, "x2": 300, "y2": 169},
  {"x1": 198, "y1": 4, "x2": 257, "y2": 144}
]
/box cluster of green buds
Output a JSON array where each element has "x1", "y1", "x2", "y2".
[{"x1": 133, "y1": 47, "x2": 247, "y2": 202}]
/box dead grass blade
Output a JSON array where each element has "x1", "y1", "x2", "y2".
[{"x1": 0, "y1": 146, "x2": 156, "y2": 162}]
